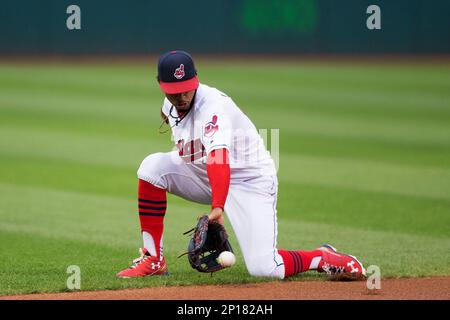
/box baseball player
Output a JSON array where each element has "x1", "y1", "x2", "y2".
[{"x1": 117, "y1": 50, "x2": 366, "y2": 279}]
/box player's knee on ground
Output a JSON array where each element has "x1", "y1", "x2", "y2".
[{"x1": 244, "y1": 254, "x2": 284, "y2": 279}]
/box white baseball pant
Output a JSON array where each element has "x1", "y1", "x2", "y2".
[{"x1": 137, "y1": 151, "x2": 285, "y2": 278}]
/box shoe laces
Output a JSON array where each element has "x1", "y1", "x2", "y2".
[
  {"x1": 130, "y1": 248, "x2": 149, "y2": 269},
  {"x1": 322, "y1": 262, "x2": 346, "y2": 275}
]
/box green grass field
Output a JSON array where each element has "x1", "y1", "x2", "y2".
[{"x1": 0, "y1": 59, "x2": 449, "y2": 296}]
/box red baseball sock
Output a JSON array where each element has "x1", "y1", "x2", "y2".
[
  {"x1": 278, "y1": 249, "x2": 323, "y2": 278},
  {"x1": 138, "y1": 179, "x2": 167, "y2": 258}
]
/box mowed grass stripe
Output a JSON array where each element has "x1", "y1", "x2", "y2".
[
  {"x1": 276, "y1": 219, "x2": 450, "y2": 278},
  {"x1": 2, "y1": 63, "x2": 449, "y2": 152},
  {"x1": 2, "y1": 106, "x2": 449, "y2": 163},
  {"x1": 3, "y1": 76, "x2": 448, "y2": 126},
  {"x1": 1, "y1": 194, "x2": 448, "y2": 296},
  {"x1": 2, "y1": 181, "x2": 447, "y2": 245},
  {"x1": 2, "y1": 94, "x2": 450, "y2": 168},
  {"x1": 0, "y1": 108, "x2": 162, "y2": 141},
  {"x1": 0, "y1": 126, "x2": 171, "y2": 168},
  {"x1": 3, "y1": 61, "x2": 449, "y2": 90},
  {"x1": 3, "y1": 94, "x2": 449, "y2": 149},
  {"x1": 0, "y1": 230, "x2": 263, "y2": 296},
  {"x1": 2, "y1": 145, "x2": 449, "y2": 203},
  {"x1": 2, "y1": 62, "x2": 449, "y2": 118},
  {"x1": 233, "y1": 95, "x2": 450, "y2": 128},
  {"x1": 3, "y1": 93, "x2": 449, "y2": 170},
  {"x1": 253, "y1": 111, "x2": 450, "y2": 147},
  {"x1": 1, "y1": 218, "x2": 448, "y2": 295},
  {"x1": 204, "y1": 63, "x2": 450, "y2": 109},
  {"x1": 0, "y1": 64, "x2": 159, "y2": 95},
  {"x1": 1, "y1": 133, "x2": 449, "y2": 204},
  {"x1": 1, "y1": 177, "x2": 448, "y2": 262},
  {"x1": 1, "y1": 114, "x2": 449, "y2": 171},
  {"x1": 0, "y1": 89, "x2": 162, "y2": 121},
  {"x1": 223, "y1": 82, "x2": 450, "y2": 117},
  {"x1": 0, "y1": 155, "x2": 136, "y2": 198},
  {"x1": 0, "y1": 183, "x2": 208, "y2": 250},
  {"x1": 1, "y1": 151, "x2": 448, "y2": 238},
  {"x1": 201, "y1": 61, "x2": 450, "y2": 87},
  {"x1": 280, "y1": 154, "x2": 450, "y2": 201},
  {"x1": 277, "y1": 182, "x2": 450, "y2": 238},
  {"x1": 281, "y1": 132, "x2": 450, "y2": 168}
]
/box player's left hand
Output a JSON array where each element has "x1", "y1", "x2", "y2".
[
  {"x1": 208, "y1": 207, "x2": 224, "y2": 225},
  {"x1": 180, "y1": 214, "x2": 234, "y2": 273}
]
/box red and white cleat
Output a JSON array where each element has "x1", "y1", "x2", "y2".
[
  {"x1": 117, "y1": 248, "x2": 169, "y2": 278},
  {"x1": 317, "y1": 244, "x2": 366, "y2": 281}
]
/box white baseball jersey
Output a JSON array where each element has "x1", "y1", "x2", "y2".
[{"x1": 161, "y1": 83, "x2": 277, "y2": 182}]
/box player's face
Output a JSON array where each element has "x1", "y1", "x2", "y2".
[{"x1": 165, "y1": 90, "x2": 196, "y2": 112}]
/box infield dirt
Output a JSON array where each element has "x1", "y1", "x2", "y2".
[{"x1": 1, "y1": 277, "x2": 449, "y2": 300}]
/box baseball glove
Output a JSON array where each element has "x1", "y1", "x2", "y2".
[{"x1": 179, "y1": 215, "x2": 233, "y2": 273}]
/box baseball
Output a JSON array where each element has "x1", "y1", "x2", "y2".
[{"x1": 217, "y1": 251, "x2": 236, "y2": 268}]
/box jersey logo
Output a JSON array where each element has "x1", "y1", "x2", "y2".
[
  {"x1": 177, "y1": 138, "x2": 205, "y2": 163},
  {"x1": 204, "y1": 115, "x2": 219, "y2": 138},
  {"x1": 174, "y1": 64, "x2": 185, "y2": 79}
]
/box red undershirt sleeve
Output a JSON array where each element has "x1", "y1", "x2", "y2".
[{"x1": 206, "y1": 148, "x2": 230, "y2": 210}]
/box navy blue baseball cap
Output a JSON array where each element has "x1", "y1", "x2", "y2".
[{"x1": 157, "y1": 50, "x2": 199, "y2": 94}]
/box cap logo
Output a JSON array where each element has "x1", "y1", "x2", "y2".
[{"x1": 174, "y1": 64, "x2": 185, "y2": 80}]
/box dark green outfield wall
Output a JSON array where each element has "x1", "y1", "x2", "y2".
[{"x1": 0, "y1": 0, "x2": 449, "y2": 55}]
